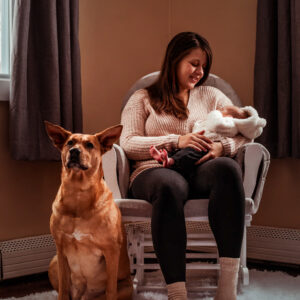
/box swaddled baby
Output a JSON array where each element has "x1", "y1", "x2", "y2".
[
  {"x1": 193, "y1": 105, "x2": 266, "y2": 140},
  {"x1": 150, "y1": 105, "x2": 266, "y2": 177}
]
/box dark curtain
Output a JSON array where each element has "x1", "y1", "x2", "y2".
[
  {"x1": 9, "y1": 0, "x2": 82, "y2": 160},
  {"x1": 254, "y1": 0, "x2": 300, "y2": 158}
]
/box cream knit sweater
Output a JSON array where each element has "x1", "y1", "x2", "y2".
[{"x1": 120, "y1": 86, "x2": 250, "y2": 184}]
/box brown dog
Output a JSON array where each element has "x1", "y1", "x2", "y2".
[{"x1": 45, "y1": 121, "x2": 133, "y2": 300}]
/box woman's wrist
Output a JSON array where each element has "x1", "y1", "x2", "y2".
[
  {"x1": 220, "y1": 142, "x2": 225, "y2": 156},
  {"x1": 178, "y1": 135, "x2": 183, "y2": 148},
  {"x1": 220, "y1": 139, "x2": 232, "y2": 157},
  {"x1": 216, "y1": 142, "x2": 225, "y2": 156}
]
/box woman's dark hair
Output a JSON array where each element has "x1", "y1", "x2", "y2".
[{"x1": 146, "y1": 32, "x2": 213, "y2": 119}]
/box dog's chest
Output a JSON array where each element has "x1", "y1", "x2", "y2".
[
  {"x1": 63, "y1": 226, "x2": 107, "y2": 285},
  {"x1": 65, "y1": 228, "x2": 93, "y2": 242},
  {"x1": 54, "y1": 214, "x2": 102, "y2": 254},
  {"x1": 61, "y1": 220, "x2": 103, "y2": 252}
]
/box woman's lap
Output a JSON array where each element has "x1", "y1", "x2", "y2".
[
  {"x1": 130, "y1": 167, "x2": 189, "y2": 205},
  {"x1": 130, "y1": 157, "x2": 244, "y2": 201},
  {"x1": 188, "y1": 157, "x2": 244, "y2": 198}
]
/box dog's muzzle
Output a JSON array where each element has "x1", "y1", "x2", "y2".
[{"x1": 67, "y1": 148, "x2": 88, "y2": 170}]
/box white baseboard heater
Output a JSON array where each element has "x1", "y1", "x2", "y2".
[
  {"x1": 247, "y1": 225, "x2": 300, "y2": 265},
  {"x1": 0, "y1": 234, "x2": 56, "y2": 280},
  {"x1": 0, "y1": 225, "x2": 299, "y2": 280}
]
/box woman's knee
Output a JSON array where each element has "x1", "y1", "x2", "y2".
[
  {"x1": 209, "y1": 158, "x2": 245, "y2": 208},
  {"x1": 144, "y1": 169, "x2": 189, "y2": 217},
  {"x1": 132, "y1": 168, "x2": 189, "y2": 205},
  {"x1": 211, "y1": 157, "x2": 243, "y2": 183},
  {"x1": 154, "y1": 170, "x2": 189, "y2": 203}
]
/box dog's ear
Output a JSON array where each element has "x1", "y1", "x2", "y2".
[
  {"x1": 96, "y1": 125, "x2": 123, "y2": 154},
  {"x1": 44, "y1": 121, "x2": 72, "y2": 151}
]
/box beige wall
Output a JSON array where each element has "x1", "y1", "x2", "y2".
[
  {"x1": 0, "y1": 0, "x2": 299, "y2": 241},
  {"x1": 0, "y1": 102, "x2": 61, "y2": 241}
]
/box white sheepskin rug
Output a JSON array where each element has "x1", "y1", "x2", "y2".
[{"x1": 1, "y1": 269, "x2": 299, "y2": 300}]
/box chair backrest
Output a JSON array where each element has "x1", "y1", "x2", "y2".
[{"x1": 121, "y1": 71, "x2": 242, "y2": 112}]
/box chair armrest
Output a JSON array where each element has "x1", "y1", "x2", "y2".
[
  {"x1": 234, "y1": 142, "x2": 270, "y2": 214},
  {"x1": 102, "y1": 144, "x2": 130, "y2": 199},
  {"x1": 113, "y1": 144, "x2": 130, "y2": 198},
  {"x1": 102, "y1": 146, "x2": 122, "y2": 199}
]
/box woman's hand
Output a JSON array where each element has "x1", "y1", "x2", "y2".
[
  {"x1": 195, "y1": 141, "x2": 224, "y2": 165},
  {"x1": 178, "y1": 130, "x2": 212, "y2": 152}
]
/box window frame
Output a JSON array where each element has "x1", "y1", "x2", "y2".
[{"x1": 0, "y1": 0, "x2": 13, "y2": 101}]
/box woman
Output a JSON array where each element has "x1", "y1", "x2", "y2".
[{"x1": 120, "y1": 32, "x2": 249, "y2": 300}]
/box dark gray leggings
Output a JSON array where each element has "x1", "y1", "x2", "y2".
[{"x1": 130, "y1": 157, "x2": 245, "y2": 284}]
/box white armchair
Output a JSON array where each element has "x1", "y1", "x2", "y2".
[{"x1": 102, "y1": 72, "x2": 270, "y2": 293}]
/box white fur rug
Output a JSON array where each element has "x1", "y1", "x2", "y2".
[{"x1": 1, "y1": 269, "x2": 299, "y2": 300}]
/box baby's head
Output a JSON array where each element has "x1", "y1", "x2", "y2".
[{"x1": 218, "y1": 105, "x2": 248, "y2": 119}]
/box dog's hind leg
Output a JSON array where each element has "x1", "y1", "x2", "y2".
[
  {"x1": 117, "y1": 226, "x2": 133, "y2": 300},
  {"x1": 117, "y1": 225, "x2": 132, "y2": 281},
  {"x1": 48, "y1": 255, "x2": 59, "y2": 291}
]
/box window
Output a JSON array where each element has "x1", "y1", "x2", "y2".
[{"x1": 0, "y1": 0, "x2": 12, "y2": 101}]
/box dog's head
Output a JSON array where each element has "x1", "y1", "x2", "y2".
[{"x1": 44, "y1": 121, "x2": 122, "y2": 174}]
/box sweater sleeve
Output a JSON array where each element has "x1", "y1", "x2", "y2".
[
  {"x1": 120, "y1": 90, "x2": 180, "y2": 160},
  {"x1": 214, "y1": 89, "x2": 251, "y2": 157}
]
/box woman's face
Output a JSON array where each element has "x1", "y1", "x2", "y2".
[{"x1": 176, "y1": 48, "x2": 207, "y2": 93}]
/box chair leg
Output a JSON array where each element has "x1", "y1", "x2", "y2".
[
  {"x1": 135, "y1": 231, "x2": 145, "y2": 292},
  {"x1": 126, "y1": 226, "x2": 135, "y2": 274},
  {"x1": 126, "y1": 225, "x2": 141, "y2": 295},
  {"x1": 239, "y1": 225, "x2": 249, "y2": 286}
]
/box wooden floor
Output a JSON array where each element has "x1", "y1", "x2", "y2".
[
  {"x1": 0, "y1": 272, "x2": 53, "y2": 298},
  {"x1": 0, "y1": 260, "x2": 299, "y2": 299}
]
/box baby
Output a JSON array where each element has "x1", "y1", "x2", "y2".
[{"x1": 150, "y1": 105, "x2": 266, "y2": 177}]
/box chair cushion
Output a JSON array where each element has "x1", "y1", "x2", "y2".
[{"x1": 116, "y1": 197, "x2": 255, "y2": 220}]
